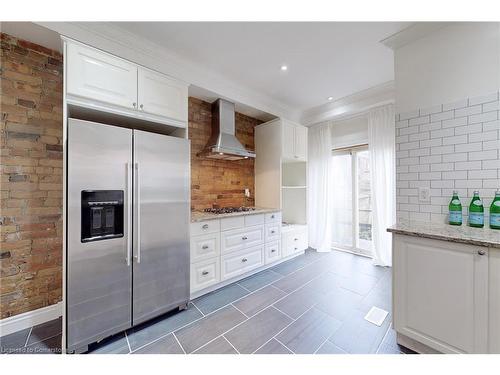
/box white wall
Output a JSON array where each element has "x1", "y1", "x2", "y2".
[
  {"x1": 331, "y1": 115, "x2": 368, "y2": 149},
  {"x1": 395, "y1": 23, "x2": 500, "y2": 114}
]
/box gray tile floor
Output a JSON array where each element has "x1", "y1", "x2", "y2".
[{"x1": 0, "y1": 249, "x2": 414, "y2": 354}]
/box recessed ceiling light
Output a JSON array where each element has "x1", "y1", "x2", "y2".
[
  {"x1": 280, "y1": 65, "x2": 288, "y2": 71},
  {"x1": 219, "y1": 152, "x2": 224, "y2": 155},
  {"x1": 327, "y1": 96, "x2": 333, "y2": 101}
]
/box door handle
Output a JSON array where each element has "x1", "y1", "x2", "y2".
[
  {"x1": 202, "y1": 245, "x2": 209, "y2": 250},
  {"x1": 202, "y1": 271, "x2": 209, "y2": 276},
  {"x1": 125, "y1": 162, "x2": 132, "y2": 266},
  {"x1": 202, "y1": 224, "x2": 209, "y2": 229},
  {"x1": 242, "y1": 258, "x2": 248, "y2": 262},
  {"x1": 134, "y1": 162, "x2": 141, "y2": 264}
]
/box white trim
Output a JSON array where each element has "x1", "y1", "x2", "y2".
[
  {"x1": 0, "y1": 302, "x2": 63, "y2": 337},
  {"x1": 36, "y1": 22, "x2": 300, "y2": 122},
  {"x1": 301, "y1": 81, "x2": 395, "y2": 126},
  {"x1": 380, "y1": 22, "x2": 453, "y2": 50}
]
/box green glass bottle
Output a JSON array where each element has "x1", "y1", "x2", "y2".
[
  {"x1": 448, "y1": 191, "x2": 462, "y2": 226},
  {"x1": 490, "y1": 190, "x2": 500, "y2": 230},
  {"x1": 469, "y1": 191, "x2": 484, "y2": 228}
]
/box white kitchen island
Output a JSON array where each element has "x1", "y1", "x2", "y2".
[{"x1": 388, "y1": 220, "x2": 500, "y2": 354}]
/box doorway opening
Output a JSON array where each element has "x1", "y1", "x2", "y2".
[{"x1": 331, "y1": 145, "x2": 373, "y2": 257}]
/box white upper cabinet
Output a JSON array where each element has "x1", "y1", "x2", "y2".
[
  {"x1": 137, "y1": 67, "x2": 188, "y2": 122},
  {"x1": 65, "y1": 40, "x2": 188, "y2": 127},
  {"x1": 294, "y1": 124, "x2": 308, "y2": 161},
  {"x1": 282, "y1": 120, "x2": 308, "y2": 162},
  {"x1": 67, "y1": 43, "x2": 138, "y2": 110}
]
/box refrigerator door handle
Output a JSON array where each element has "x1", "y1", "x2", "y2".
[
  {"x1": 126, "y1": 162, "x2": 132, "y2": 266},
  {"x1": 134, "y1": 162, "x2": 141, "y2": 264}
]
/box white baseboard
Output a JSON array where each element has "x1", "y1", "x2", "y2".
[{"x1": 0, "y1": 302, "x2": 63, "y2": 337}]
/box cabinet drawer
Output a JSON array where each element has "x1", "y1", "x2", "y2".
[
  {"x1": 221, "y1": 216, "x2": 244, "y2": 231},
  {"x1": 265, "y1": 223, "x2": 281, "y2": 243},
  {"x1": 221, "y1": 245, "x2": 264, "y2": 281},
  {"x1": 191, "y1": 220, "x2": 220, "y2": 236},
  {"x1": 282, "y1": 229, "x2": 308, "y2": 257},
  {"x1": 66, "y1": 42, "x2": 138, "y2": 109},
  {"x1": 265, "y1": 241, "x2": 281, "y2": 264},
  {"x1": 190, "y1": 258, "x2": 220, "y2": 293},
  {"x1": 265, "y1": 212, "x2": 281, "y2": 223},
  {"x1": 245, "y1": 214, "x2": 265, "y2": 227},
  {"x1": 221, "y1": 225, "x2": 264, "y2": 254},
  {"x1": 190, "y1": 233, "x2": 220, "y2": 263}
]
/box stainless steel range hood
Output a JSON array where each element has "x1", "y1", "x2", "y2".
[{"x1": 198, "y1": 99, "x2": 256, "y2": 160}]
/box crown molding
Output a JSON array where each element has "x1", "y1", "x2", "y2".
[
  {"x1": 380, "y1": 22, "x2": 453, "y2": 50},
  {"x1": 36, "y1": 22, "x2": 300, "y2": 122},
  {"x1": 301, "y1": 81, "x2": 395, "y2": 126}
]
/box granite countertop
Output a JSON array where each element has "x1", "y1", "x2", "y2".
[
  {"x1": 387, "y1": 219, "x2": 500, "y2": 249},
  {"x1": 191, "y1": 207, "x2": 280, "y2": 222}
]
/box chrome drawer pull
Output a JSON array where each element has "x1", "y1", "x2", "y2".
[
  {"x1": 242, "y1": 258, "x2": 248, "y2": 262},
  {"x1": 242, "y1": 236, "x2": 248, "y2": 240},
  {"x1": 202, "y1": 271, "x2": 209, "y2": 276},
  {"x1": 478, "y1": 250, "x2": 486, "y2": 256},
  {"x1": 202, "y1": 224, "x2": 209, "y2": 229},
  {"x1": 271, "y1": 215, "x2": 275, "y2": 219},
  {"x1": 271, "y1": 230, "x2": 275, "y2": 234},
  {"x1": 271, "y1": 249, "x2": 276, "y2": 253},
  {"x1": 294, "y1": 238, "x2": 298, "y2": 241},
  {"x1": 294, "y1": 247, "x2": 298, "y2": 250},
  {"x1": 202, "y1": 245, "x2": 209, "y2": 250}
]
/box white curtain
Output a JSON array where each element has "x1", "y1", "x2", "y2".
[
  {"x1": 368, "y1": 105, "x2": 396, "y2": 266},
  {"x1": 308, "y1": 123, "x2": 333, "y2": 252}
]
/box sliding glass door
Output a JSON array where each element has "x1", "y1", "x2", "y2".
[{"x1": 331, "y1": 146, "x2": 373, "y2": 257}]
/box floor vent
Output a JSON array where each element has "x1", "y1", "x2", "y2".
[{"x1": 364, "y1": 306, "x2": 388, "y2": 326}]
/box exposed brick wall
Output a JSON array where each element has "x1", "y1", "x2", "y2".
[
  {"x1": 0, "y1": 33, "x2": 63, "y2": 319},
  {"x1": 189, "y1": 97, "x2": 261, "y2": 211}
]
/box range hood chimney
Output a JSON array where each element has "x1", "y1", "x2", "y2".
[{"x1": 198, "y1": 99, "x2": 256, "y2": 161}]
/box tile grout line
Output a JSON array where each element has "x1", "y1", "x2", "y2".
[
  {"x1": 236, "y1": 283, "x2": 252, "y2": 292},
  {"x1": 375, "y1": 322, "x2": 393, "y2": 354},
  {"x1": 190, "y1": 301, "x2": 205, "y2": 317},
  {"x1": 230, "y1": 303, "x2": 249, "y2": 319},
  {"x1": 124, "y1": 331, "x2": 132, "y2": 353},
  {"x1": 313, "y1": 337, "x2": 331, "y2": 354},
  {"x1": 23, "y1": 327, "x2": 33, "y2": 347},
  {"x1": 172, "y1": 332, "x2": 186, "y2": 354},
  {"x1": 273, "y1": 337, "x2": 295, "y2": 354},
  {"x1": 222, "y1": 335, "x2": 240, "y2": 354}
]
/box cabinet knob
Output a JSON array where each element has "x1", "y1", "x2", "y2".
[
  {"x1": 202, "y1": 245, "x2": 209, "y2": 250},
  {"x1": 478, "y1": 250, "x2": 486, "y2": 256},
  {"x1": 202, "y1": 224, "x2": 209, "y2": 229},
  {"x1": 271, "y1": 230, "x2": 275, "y2": 234},
  {"x1": 271, "y1": 215, "x2": 275, "y2": 219},
  {"x1": 133, "y1": 102, "x2": 137, "y2": 108},
  {"x1": 294, "y1": 238, "x2": 298, "y2": 241},
  {"x1": 242, "y1": 258, "x2": 248, "y2": 262},
  {"x1": 294, "y1": 247, "x2": 298, "y2": 250},
  {"x1": 140, "y1": 104, "x2": 144, "y2": 110},
  {"x1": 202, "y1": 271, "x2": 209, "y2": 276},
  {"x1": 271, "y1": 249, "x2": 276, "y2": 253},
  {"x1": 242, "y1": 236, "x2": 248, "y2": 240}
]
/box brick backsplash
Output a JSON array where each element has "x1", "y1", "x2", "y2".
[
  {"x1": 0, "y1": 33, "x2": 63, "y2": 318},
  {"x1": 396, "y1": 91, "x2": 500, "y2": 223},
  {"x1": 189, "y1": 98, "x2": 261, "y2": 211}
]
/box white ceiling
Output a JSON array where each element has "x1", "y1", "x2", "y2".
[{"x1": 114, "y1": 22, "x2": 409, "y2": 111}]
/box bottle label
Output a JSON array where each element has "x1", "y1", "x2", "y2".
[
  {"x1": 449, "y1": 212, "x2": 462, "y2": 224},
  {"x1": 469, "y1": 213, "x2": 484, "y2": 225},
  {"x1": 491, "y1": 213, "x2": 500, "y2": 227}
]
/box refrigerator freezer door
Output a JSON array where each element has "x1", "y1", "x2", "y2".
[
  {"x1": 132, "y1": 130, "x2": 190, "y2": 325},
  {"x1": 67, "y1": 119, "x2": 133, "y2": 352}
]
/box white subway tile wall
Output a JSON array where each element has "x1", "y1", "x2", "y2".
[{"x1": 396, "y1": 91, "x2": 500, "y2": 223}]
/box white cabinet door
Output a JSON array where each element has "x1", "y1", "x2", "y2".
[
  {"x1": 190, "y1": 258, "x2": 220, "y2": 293},
  {"x1": 393, "y1": 235, "x2": 488, "y2": 353},
  {"x1": 282, "y1": 120, "x2": 296, "y2": 160},
  {"x1": 138, "y1": 67, "x2": 188, "y2": 123},
  {"x1": 66, "y1": 43, "x2": 137, "y2": 109},
  {"x1": 221, "y1": 245, "x2": 264, "y2": 281},
  {"x1": 294, "y1": 124, "x2": 308, "y2": 161},
  {"x1": 489, "y1": 248, "x2": 500, "y2": 353}
]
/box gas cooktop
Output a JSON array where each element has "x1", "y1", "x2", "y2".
[{"x1": 203, "y1": 207, "x2": 256, "y2": 215}]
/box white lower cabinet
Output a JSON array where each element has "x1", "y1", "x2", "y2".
[
  {"x1": 282, "y1": 226, "x2": 308, "y2": 258},
  {"x1": 221, "y1": 245, "x2": 264, "y2": 281},
  {"x1": 393, "y1": 234, "x2": 489, "y2": 354},
  {"x1": 265, "y1": 241, "x2": 281, "y2": 264},
  {"x1": 190, "y1": 257, "x2": 220, "y2": 293},
  {"x1": 189, "y1": 211, "x2": 287, "y2": 295}
]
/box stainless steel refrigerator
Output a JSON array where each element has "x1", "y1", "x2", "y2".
[{"x1": 67, "y1": 118, "x2": 190, "y2": 353}]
